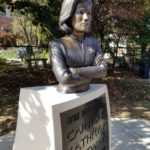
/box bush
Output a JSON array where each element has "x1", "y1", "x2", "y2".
[
  {"x1": 0, "y1": 57, "x2": 6, "y2": 66},
  {"x1": 0, "y1": 49, "x2": 16, "y2": 59}
]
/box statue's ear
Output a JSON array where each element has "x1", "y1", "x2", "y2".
[{"x1": 59, "y1": 18, "x2": 72, "y2": 33}]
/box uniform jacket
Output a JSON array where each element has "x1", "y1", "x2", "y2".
[{"x1": 50, "y1": 35, "x2": 107, "y2": 93}]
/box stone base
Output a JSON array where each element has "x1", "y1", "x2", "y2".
[{"x1": 13, "y1": 84, "x2": 111, "y2": 150}]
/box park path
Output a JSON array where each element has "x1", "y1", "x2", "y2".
[{"x1": 0, "y1": 118, "x2": 150, "y2": 150}]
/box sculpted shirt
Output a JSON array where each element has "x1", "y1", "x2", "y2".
[{"x1": 50, "y1": 35, "x2": 107, "y2": 93}]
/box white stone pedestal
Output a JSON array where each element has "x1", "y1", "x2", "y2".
[{"x1": 13, "y1": 84, "x2": 111, "y2": 150}]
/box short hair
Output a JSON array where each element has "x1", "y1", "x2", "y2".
[{"x1": 59, "y1": 0, "x2": 92, "y2": 33}]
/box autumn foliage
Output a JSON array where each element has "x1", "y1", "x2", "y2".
[
  {"x1": 0, "y1": 16, "x2": 16, "y2": 48},
  {"x1": 92, "y1": 0, "x2": 145, "y2": 38}
]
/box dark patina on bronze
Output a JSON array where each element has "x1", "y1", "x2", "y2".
[{"x1": 50, "y1": 0, "x2": 107, "y2": 93}]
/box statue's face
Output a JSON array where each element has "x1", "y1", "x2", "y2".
[{"x1": 72, "y1": 0, "x2": 92, "y2": 33}]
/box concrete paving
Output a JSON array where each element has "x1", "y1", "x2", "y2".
[
  {"x1": 0, "y1": 118, "x2": 150, "y2": 150},
  {"x1": 0, "y1": 132, "x2": 14, "y2": 150},
  {"x1": 111, "y1": 118, "x2": 150, "y2": 150}
]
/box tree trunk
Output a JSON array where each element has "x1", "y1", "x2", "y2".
[
  {"x1": 99, "y1": 26, "x2": 105, "y2": 50},
  {"x1": 112, "y1": 39, "x2": 119, "y2": 73},
  {"x1": 141, "y1": 44, "x2": 147, "y2": 57}
]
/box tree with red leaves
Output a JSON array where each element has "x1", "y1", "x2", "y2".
[
  {"x1": 92, "y1": 0, "x2": 148, "y2": 73},
  {"x1": 92, "y1": 0, "x2": 145, "y2": 46},
  {"x1": 0, "y1": 16, "x2": 16, "y2": 48}
]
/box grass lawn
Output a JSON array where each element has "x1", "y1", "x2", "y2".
[
  {"x1": 0, "y1": 66, "x2": 150, "y2": 136},
  {"x1": 0, "y1": 49, "x2": 17, "y2": 59}
]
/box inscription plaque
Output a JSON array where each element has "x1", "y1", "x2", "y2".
[{"x1": 60, "y1": 95, "x2": 109, "y2": 150}]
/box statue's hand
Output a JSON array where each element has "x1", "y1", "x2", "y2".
[{"x1": 69, "y1": 67, "x2": 79, "y2": 75}]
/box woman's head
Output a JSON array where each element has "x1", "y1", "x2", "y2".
[{"x1": 59, "y1": 0, "x2": 92, "y2": 33}]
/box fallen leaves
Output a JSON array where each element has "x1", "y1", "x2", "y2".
[{"x1": 0, "y1": 67, "x2": 150, "y2": 136}]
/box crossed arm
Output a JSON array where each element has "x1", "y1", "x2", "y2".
[{"x1": 50, "y1": 39, "x2": 107, "y2": 86}]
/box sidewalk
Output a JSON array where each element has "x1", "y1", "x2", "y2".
[
  {"x1": 0, "y1": 118, "x2": 150, "y2": 150},
  {"x1": 111, "y1": 118, "x2": 150, "y2": 150}
]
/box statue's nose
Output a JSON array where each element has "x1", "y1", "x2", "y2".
[{"x1": 83, "y1": 13, "x2": 89, "y2": 21}]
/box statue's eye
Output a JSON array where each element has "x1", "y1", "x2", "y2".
[
  {"x1": 87, "y1": 10, "x2": 91, "y2": 15},
  {"x1": 80, "y1": 11, "x2": 84, "y2": 14},
  {"x1": 77, "y1": 10, "x2": 84, "y2": 15},
  {"x1": 76, "y1": 8, "x2": 91, "y2": 16}
]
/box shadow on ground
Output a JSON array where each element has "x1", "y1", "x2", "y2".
[
  {"x1": 112, "y1": 118, "x2": 150, "y2": 150},
  {"x1": 0, "y1": 66, "x2": 150, "y2": 136}
]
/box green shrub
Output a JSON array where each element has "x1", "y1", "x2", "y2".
[
  {"x1": 0, "y1": 49, "x2": 16, "y2": 59},
  {"x1": 0, "y1": 57, "x2": 6, "y2": 66}
]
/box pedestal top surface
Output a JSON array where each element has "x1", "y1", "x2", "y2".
[{"x1": 21, "y1": 84, "x2": 107, "y2": 106}]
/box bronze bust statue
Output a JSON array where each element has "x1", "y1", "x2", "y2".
[{"x1": 50, "y1": 0, "x2": 107, "y2": 93}]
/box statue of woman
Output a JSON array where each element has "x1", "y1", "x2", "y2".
[{"x1": 50, "y1": 0, "x2": 107, "y2": 93}]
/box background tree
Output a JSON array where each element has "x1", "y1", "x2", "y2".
[
  {"x1": 128, "y1": 12, "x2": 150, "y2": 57},
  {"x1": 12, "y1": 10, "x2": 46, "y2": 46},
  {"x1": 1, "y1": 0, "x2": 62, "y2": 45},
  {"x1": 13, "y1": 0, "x2": 62, "y2": 41},
  {"x1": 92, "y1": 0, "x2": 146, "y2": 73},
  {"x1": 1, "y1": 0, "x2": 150, "y2": 75}
]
